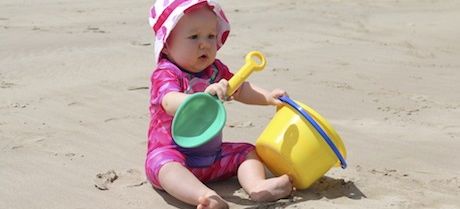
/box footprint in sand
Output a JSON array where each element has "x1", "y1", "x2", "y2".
[
  {"x1": 130, "y1": 41, "x2": 152, "y2": 47},
  {"x1": 369, "y1": 168, "x2": 409, "y2": 178},
  {"x1": 319, "y1": 80, "x2": 353, "y2": 90},
  {"x1": 94, "y1": 169, "x2": 147, "y2": 191},
  {"x1": 94, "y1": 170, "x2": 118, "y2": 190},
  {"x1": 228, "y1": 121, "x2": 254, "y2": 128},
  {"x1": 1, "y1": 80, "x2": 15, "y2": 89},
  {"x1": 86, "y1": 26, "x2": 106, "y2": 33}
]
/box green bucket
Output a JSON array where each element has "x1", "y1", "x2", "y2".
[{"x1": 172, "y1": 93, "x2": 226, "y2": 148}]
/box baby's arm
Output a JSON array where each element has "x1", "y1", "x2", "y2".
[
  {"x1": 232, "y1": 82, "x2": 287, "y2": 106},
  {"x1": 161, "y1": 79, "x2": 230, "y2": 115},
  {"x1": 162, "y1": 92, "x2": 189, "y2": 115}
]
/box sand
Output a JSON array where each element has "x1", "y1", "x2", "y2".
[{"x1": 1, "y1": 0, "x2": 459, "y2": 208}]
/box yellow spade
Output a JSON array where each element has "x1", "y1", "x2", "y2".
[{"x1": 227, "y1": 51, "x2": 266, "y2": 96}]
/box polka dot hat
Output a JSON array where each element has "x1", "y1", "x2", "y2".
[{"x1": 148, "y1": 0, "x2": 230, "y2": 64}]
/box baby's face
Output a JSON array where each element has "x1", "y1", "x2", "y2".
[{"x1": 163, "y1": 7, "x2": 218, "y2": 73}]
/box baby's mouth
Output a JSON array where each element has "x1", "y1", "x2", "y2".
[{"x1": 199, "y1": 54, "x2": 208, "y2": 60}]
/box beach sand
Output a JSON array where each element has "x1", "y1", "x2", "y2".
[{"x1": 1, "y1": 0, "x2": 459, "y2": 208}]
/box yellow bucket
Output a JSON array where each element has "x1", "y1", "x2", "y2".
[{"x1": 255, "y1": 96, "x2": 347, "y2": 189}]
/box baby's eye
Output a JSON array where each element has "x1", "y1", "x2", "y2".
[
  {"x1": 188, "y1": 35, "x2": 198, "y2": 39},
  {"x1": 208, "y1": 34, "x2": 216, "y2": 39}
]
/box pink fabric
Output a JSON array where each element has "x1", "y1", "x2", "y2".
[
  {"x1": 145, "y1": 58, "x2": 255, "y2": 189},
  {"x1": 147, "y1": 58, "x2": 233, "y2": 153},
  {"x1": 145, "y1": 142, "x2": 254, "y2": 189},
  {"x1": 152, "y1": 0, "x2": 189, "y2": 33}
]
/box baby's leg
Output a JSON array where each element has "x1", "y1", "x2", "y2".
[
  {"x1": 237, "y1": 151, "x2": 293, "y2": 202},
  {"x1": 146, "y1": 146, "x2": 228, "y2": 209},
  {"x1": 159, "y1": 162, "x2": 228, "y2": 209}
]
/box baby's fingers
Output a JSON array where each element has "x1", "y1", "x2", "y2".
[
  {"x1": 272, "y1": 89, "x2": 288, "y2": 98},
  {"x1": 216, "y1": 80, "x2": 228, "y2": 101},
  {"x1": 206, "y1": 87, "x2": 223, "y2": 99}
]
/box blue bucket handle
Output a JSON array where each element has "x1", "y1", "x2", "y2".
[{"x1": 278, "y1": 96, "x2": 347, "y2": 169}]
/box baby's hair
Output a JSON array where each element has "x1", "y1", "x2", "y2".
[{"x1": 184, "y1": 1, "x2": 214, "y2": 14}]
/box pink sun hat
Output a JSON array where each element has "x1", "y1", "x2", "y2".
[{"x1": 148, "y1": 0, "x2": 231, "y2": 64}]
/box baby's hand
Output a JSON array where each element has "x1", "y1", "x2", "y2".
[
  {"x1": 267, "y1": 88, "x2": 288, "y2": 106},
  {"x1": 205, "y1": 79, "x2": 229, "y2": 101}
]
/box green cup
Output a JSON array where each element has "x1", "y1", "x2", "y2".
[{"x1": 172, "y1": 93, "x2": 226, "y2": 148}]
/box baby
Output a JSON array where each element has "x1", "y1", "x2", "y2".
[{"x1": 146, "y1": 1, "x2": 293, "y2": 208}]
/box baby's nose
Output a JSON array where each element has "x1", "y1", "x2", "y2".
[{"x1": 199, "y1": 39, "x2": 211, "y2": 49}]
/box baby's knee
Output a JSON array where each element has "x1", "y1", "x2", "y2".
[{"x1": 145, "y1": 147, "x2": 186, "y2": 189}]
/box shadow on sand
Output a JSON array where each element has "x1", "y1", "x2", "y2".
[
  {"x1": 234, "y1": 176, "x2": 366, "y2": 209},
  {"x1": 155, "y1": 176, "x2": 366, "y2": 209}
]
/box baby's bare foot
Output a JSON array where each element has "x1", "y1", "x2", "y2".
[
  {"x1": 249, "y1": 174, "x2": 293, "y2": 202},
  {"x1": 197, "y1": 192, "x2": 229, "y2": 209}
]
